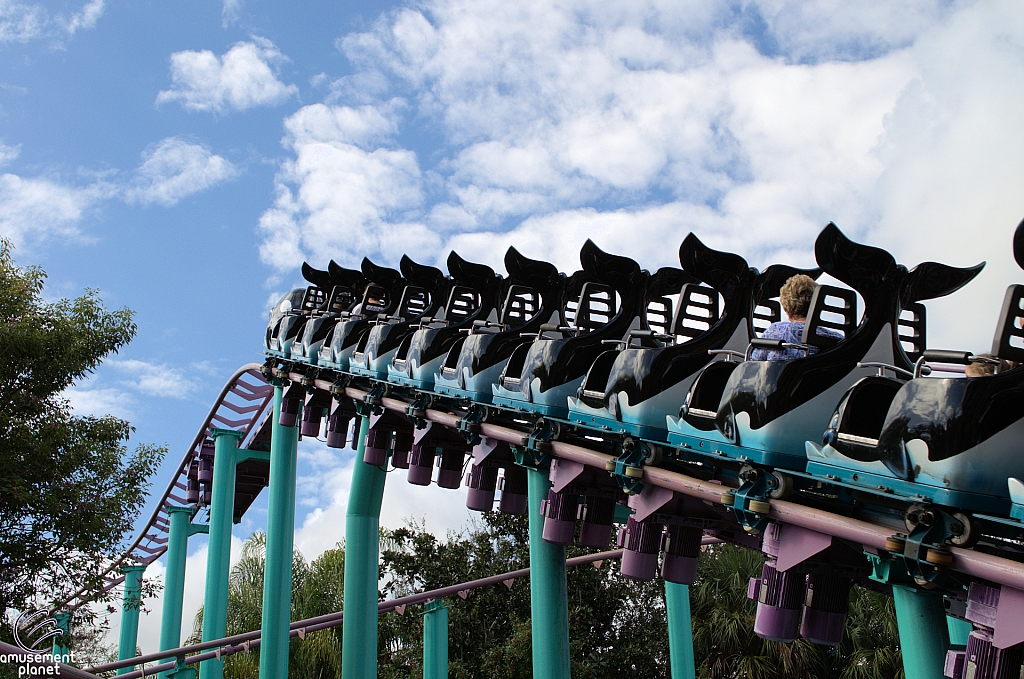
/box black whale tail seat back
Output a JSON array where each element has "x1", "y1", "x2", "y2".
[
  {"x1": 443, "y1": 247, "x2": 567, "y2": 385},
  {"x1": 394, "y1": 252, "x2": 506, "y2": 371},
  {"x1": 356, "y1": 255, "x2": 450, "y2": 362},
  {"x1": 321, "y1": 258, "x2": 406, "y2": 358},
  {"x1": 359, "y1": 257, "x2": 406, "y2": 317},
  {"x1": 602, "y1": 234, "x2": 824, "y2": 409},
  {"x1": 717, "y1": 222, "x2": 986, "y2": 437},
  {"x1": 868, "y1": 221, "x2": 1021, "y2": 482},
  {"x1": 716, "y1": 224, "x2": 906, "y2": 434},
  {"x1": 514, "y1": 239, "x2": 653, "y2": 397},
  {"x1": 675, "y1": 245, "x2": 822, "y2": 426}
]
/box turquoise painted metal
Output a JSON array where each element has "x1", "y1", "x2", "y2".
[
  {"x1": 892, "y1": 585, "x2": 950, "y2": 679},
  {"x1": 260, "y1": 385, "x2": 300, "y2": 679},
  {"x1": 526, "y1": 467, "x2": 571, "y2": 679},
  {"x1": 116, "y1": 564, "x2": 146, "y2": 675},
  {"x1": 201, "y1": 428, "x2": 243, "y2": 679},
  {"x1": 665, "y1": 582, "x2": 696, "y2": 679},
  {"x1": 158, "y1": 505, "x2": 204, "y2": 679},
  {"x1": 946, "y1": 615, "x2": 971, "y2": 645},
  {"x1": 52, "y1": 610, "x2": 71, "y2": 661},
  {"x1": 341, "y1": 416, "x2": 388, "y2": 679},
  {"x1": 423, "y1": 600, "x2": 449, "y2": 679}
]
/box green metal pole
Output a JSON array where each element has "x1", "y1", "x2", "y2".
[
  {"x1": 116, "y1": 564, "x2": 146, "y2": 675},
  {"x1": 665, "y1": 582, "x2": 696, "y2": 679},
  {"x1": 893, "y1": 585, "x2": 949, "y2": 679},
  {"x1": 51, "y1": 611, "x2": 71, "y2": 661},
  {"x1": 526, "y1": 467, "x2": 571, "y2": 679},
  {"x1": 158, "y1": 506, "x2": 197, "y2": 678},
  {"x1": 259, "y1": 386, "x2": 300, "y2": 679},
  {"x1": 201, "y1": 428, "x2": 242, "y2": 679},
  {"x1": 423, "y1": 600, "x2": 449, "y2": 679},
  {"x1": 341, "y1": 415, "x2": 387, "y2": 679},
  {"x1": 947, "y1": 616, "x2": 972, "y2": 645}
]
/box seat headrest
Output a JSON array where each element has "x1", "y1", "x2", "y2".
[
  {"x1": 991, "y1": 284, "x2": 1024, "y2": 363},
  {"x1": 802, "y1": 284, "x2": 858, "y2": 349}
]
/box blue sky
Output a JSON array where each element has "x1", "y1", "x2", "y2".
[{"x1": 3, "y1": 0, "x2": 1024, "y2": 655}]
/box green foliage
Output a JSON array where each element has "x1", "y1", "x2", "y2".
[
  {"x1": 200, "y1": 524, "x2": 904, "y2": 679},
  {"x1": 690, "y1": 544, "x2": 903, "y2": 679},
  {"x1": 0, "y1": 239, "x2": 165, "y2": 617}
]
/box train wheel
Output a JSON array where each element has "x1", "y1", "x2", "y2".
[
  {"x1": 950, "y1": 512, "x2": 979, "y2": 548},
  {"x1": 884, "y1": 536, "x2": 906, "y2": 553},
  {"x1": 748, "y1": 499, "x2": 771, "y2": 514},
  {"x1": 924, "y1": 546, "x2": 954, "y2": 566},
  {"x1": 768, "y1": 470, "x2": 794, "y2": 499}
]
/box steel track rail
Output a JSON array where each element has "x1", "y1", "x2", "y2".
[
  {"x1": 59, "y1": 364, "x2": 274, "y2": 611},
  {"x1": 279, "y1": 369, "x2": 1024, "y2": 593},
  {"x1": 86, "y1": 548, "x2": 633, "y2": 677}
]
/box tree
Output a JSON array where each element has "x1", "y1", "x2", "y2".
[{"x1": 0, "y1": 239, "x2": 165, "y2": 618}]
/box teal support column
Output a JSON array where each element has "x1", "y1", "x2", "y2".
[
  {"x1": 947, "y1": 616, "x2": 972, "y2": 645},
  {"x1": 158, "y1": 506, "x2": 203, "y2": 679},
  {"x1": 665, "y1": 582, "x2": 696, "y2": 679},
  {"x1": 341, "y1": 415, "x2": 387, "y2": 679},
  {"x1": 893, "y1": 585, "x2": 950, "y2": 679},
  {"x1": 526, "y1": 467, "x2": 571, "y2": 679},
  {"x1": 259, "y1": 386, "x2": 300, "y2": 679},
  {"x1": 52, "y1": 611, "x2": 71, "y2": 661},
  {"x1": 201, "y1": 428, "x2": 243, "y2": 679},
  {"x1": 117, "y1": 564, "x2": 146, "y2": 674},
  {"x1": 423, "y1": 600, "x2": 449, "y2": 679}
]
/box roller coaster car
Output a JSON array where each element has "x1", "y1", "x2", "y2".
[
  {"x1": 265, "y1": 262, "x2": 340, "y2": 358},
  {"x1": 349, "y1": 256, "x2": 450, "y2": 379},
  {"x1": 811, "y1": 231, "x2": 1024, "y2": 515},
  {"x1": 571, "y1": 232, "x2": 821, "y2": 440},
  {"x1": 317, "y1": 259, "x2": 406, "y2": 371},
  {"x1": 289, "y1": 262, "x2": 365, "y2": 365},
  {"x1": 386, "y1": 252, "x2": 505, "y2": 389},
  {"x1": 491, "y1": 239, "x2": 664, "y2": 418},
  {"x1": 434, "y1": 247, "x2": 566, "y2": 402},
  {"x1": 707, "y1": 223, "x2": 982, "y2": 471}
]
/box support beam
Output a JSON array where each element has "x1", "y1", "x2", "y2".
[
  {"x1": 260, "y1": 385, "x2": 300, "y2": 679},
  {"x1": 158, "y1": 506, "x2": 202, "y2": 679},
  {"x1": 665, "y1": 582, "x2": 696, "y2": 679},
  {"x1": 423, "y1": 600, "x2": 449, "y2": 679},
  {"x1": 200, "y1": 428, "x2": 243, "y2": 679},
  {"x1": 52, "y1": 611, "x2": 71, "y2": 661},
  {"x1": 526, "y1": 467, "x2": 571, "y2": 679},
  {"x1": 117, "y1": 564, "x2": 146, "y2": 675},
  {"x1": 893, "y1": 585, "x2": 949, "y2": 679},
  {"x1": 341, "y1": 415, "x2": 387, "y2": 679}
]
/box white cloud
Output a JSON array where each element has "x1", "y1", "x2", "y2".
[
  {"x1": 294, "y1": 439, "x2": 474, "y2": 560},
  {"x1": 222, "y1": 0, "x2": 242, "y2": 27},
  {"x1": 257, "y1": 0, "x2": 1023, "y2": 359},
  {"x1": 62, "y1": 0, "x2": 104, "y2": 35},
  {"x1": 125, "y1": 137, "x2": 237, "y2": 207},
  {"x1": 0, "y1": 141, "x2": 20, "y2": 165},
  {"x1": 0, "y1": 173, "x2": 103, "y2": 246},
  {"x1": 65, "y1": 386, "x2": 136, "y2": 420},
  {"x1": 156, "y1": 37, "x2": 298, "y2": 114},
  {"x1": 0, "y1": 0, "x2": 105, "y2": 43},
  {"x1": 0, "y1": 1, "x2": 47, "y2": 42},
  {"x1": 257, "y1": 102, "x2": 435, "y2": 271},
  {"x1": 108, "y1": 359, "x2": 197, "y2": 398}
]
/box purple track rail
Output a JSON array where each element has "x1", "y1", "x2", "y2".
[{"x1": 59, "y1": 364, "x2": 275, "y2": 611}]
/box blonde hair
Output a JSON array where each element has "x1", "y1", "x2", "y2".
[{"x1": 780, "y1": 274, "x2": 818, "y2": 319}]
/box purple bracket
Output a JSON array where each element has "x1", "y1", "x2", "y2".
[
  {"x1": 994, "y1": 586, "x2": 1024, "y2": 649},
  {"x1": 549, "y1": 459, "x2": 586, "y2": 493},
  {"x1": 472, "y1": 437, "x2": 501, "y2": 463},
  {"x1": 628, "y1": 484, "x2": 675, "y2": 523},
  {"x1": 775, "y1": 524, "x2": 832, "y2": 572}
]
